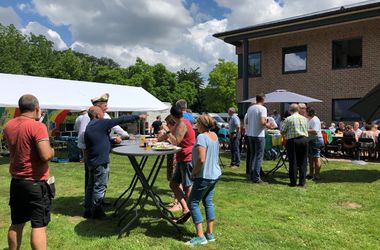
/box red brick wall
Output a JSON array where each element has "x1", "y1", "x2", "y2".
[{"x1": 236, "y1": 18, "x2": 380, "y2": 124}]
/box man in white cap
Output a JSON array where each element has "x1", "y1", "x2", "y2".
[{"x1": 77, "y1": 93, "x2": 132, "y2": 204}]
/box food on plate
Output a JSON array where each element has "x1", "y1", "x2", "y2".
[{"x1": 152, "y1": 144, "x2": 177, "y2": 151}]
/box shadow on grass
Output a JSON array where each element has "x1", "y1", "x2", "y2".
[
  {"x1": 73, "y1": 209, "x2": 192, "y2": 240},
  {"x1": 319, "y1": 169, "x2": 380, "y2": 183},
  {"x1": 52, "y1": 196, "x2": 192, "y2": 240},
  {"x1": 264, "y1": 172, "x2": 289, "y2": 186}
]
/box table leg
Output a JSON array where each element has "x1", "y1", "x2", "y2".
[
  {"x1": 114, "y1": 156, "x2": 148, "y2": 216},
  {"x1": 117, "y1": 155, "x2": 163, "y2": 225},
  {"x1": 118, "y1": 155, "x2": 182, "y2": 236},
  {"x1": 266, "y1": 149, "x2": 288, "y2": 176}
]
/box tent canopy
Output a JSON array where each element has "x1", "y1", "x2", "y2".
[
  {"x1": 242, "y1": 89, "x2": 322, "y2": 103},
  {"x1": 0, "y1": 73, "x2": 168, "y2": 112}
]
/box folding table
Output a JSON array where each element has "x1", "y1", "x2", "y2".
[{"x1": 112, "y1": 143, "x2": 181, "y2": 237}]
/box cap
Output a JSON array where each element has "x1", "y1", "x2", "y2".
[{"x1": 91, "y1": 93, "x2": 109, "y2": 104}]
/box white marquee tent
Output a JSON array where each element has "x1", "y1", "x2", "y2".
[{"x1": 0, "y1": 73, "x2": 168, "y2": 111}]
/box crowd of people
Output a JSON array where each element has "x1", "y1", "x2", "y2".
[
  {"x1": 3, "y1": 95, "x2": 222, "y2": 248},
  {"x1": 226, "y1": 94, "x2": 379, "y2": 188},
  {"x1": 3, "y1": 92, "x2": 379, "y2": 248}
]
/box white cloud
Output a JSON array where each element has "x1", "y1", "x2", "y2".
[
  {"x1": 70, "y1": 18, "x2": 234, "y2": 78},
  {"x1": 284, "y1": 53, "x2": 306, "y2": 71},
  {"x1": 32, "y1": 0, "x2": 193, "y2": 48},
  {"x1": 216, "y1": 0, "x2": 367, "y2": 29},
  {"x1": 21, "y1": 22, "x2": 68, "y2": 50},
  {"x1": 0, "y1": 7, "x2": 21, "y2": 28},
  {"x1": 29, "y1": 0, "x2": 234, "y2": 77},
  {"x1": 17, "y1": 3, "x2": 35, "y2": 13},
  {"x1": 24, "y1": 0, "x2": 369, "y2": 80}
]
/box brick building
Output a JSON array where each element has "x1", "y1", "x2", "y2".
[{"x1": 214, "y1": 1, "x2": 380, "y2": 123}]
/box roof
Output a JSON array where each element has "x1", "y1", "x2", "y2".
[
  {"x1": 214, "y1": 0, "x2": 380, "y2": 45},
  {"x1": 0, "y1": 73, "x2": 168, "y2": 112}
]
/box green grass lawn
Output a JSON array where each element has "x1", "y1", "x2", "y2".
[{"x1": 0, "y1": 153, "x2": 379, "y2": 249}]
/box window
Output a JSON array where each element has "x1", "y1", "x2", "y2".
[
  {"x1": 332, "y1": 38, "x2": 362, "y2": 69},
  {"x1": 238, "y1": 54, "x2": 242, "y2": 79},
  {"x1": 282, "y1": 45, "x2": 307, "y2": 73},
  {"x1": 248, "y1": 52, "x2": 261, "y2": 77},
  {"x1": 332, "y1": 98, "x2": 361, "y2": 121}
]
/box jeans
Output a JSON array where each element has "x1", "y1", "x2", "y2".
[
  {"x1": 84, "y1": 164, "x2": 109, "y2": 210},
  {"x1": 187, "y1": 178, "x2": 218, "y2": 224},
  {"x1": 230, "y1": 133, "x2": 241, "y2": 166},
  {"x1": 248, "y1": 136, "x2": 265, "y2": 181}
]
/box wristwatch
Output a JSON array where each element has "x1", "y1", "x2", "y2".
[{"x1": 166, "y1": 130, "x2": 171, "y2": 135}]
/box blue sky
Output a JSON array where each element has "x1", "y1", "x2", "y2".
[{"x1": 0, "y1": 0, "x2": 367, "y2": 77}]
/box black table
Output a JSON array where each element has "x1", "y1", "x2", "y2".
[{"x1": 112, "y1": 142, "x2": 181, "y2": 237}]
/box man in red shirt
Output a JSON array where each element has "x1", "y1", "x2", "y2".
[
  {"x1": 160, "y1": 106, "x2": 195, "y2": 224},
  {"x1": 4, "y1": 94, "x2": 55, "y2": 250}
]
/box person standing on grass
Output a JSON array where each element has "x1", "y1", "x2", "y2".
[
  {"x1": 151, "y1": 115, "x2": 162, "y2": 136},
  {"x1": 228, "y1": 107, "x2": 241, "y2": 168},
  {"x1": 281, "y1": 104, "x2": 309, "y2": 187},
  {"x1": 83, "y1": 106, "x2": 146, "y2": 219},
  {"x1": 77, "y1": 93, "x2": 131, "y2": 205},
  {"x1": 305, "y1": 107, "x2": 324, "y2": 181},
  {"x1": 158, "y1": 115, "x2": 182, "y2": 212},
  {"x1": 186, "y1": 114, "x2": 222, "y2": 246},
  {"x1": 246, "y1": 94, "x2": 271, "y2": 183},
  {"x1": 4, "y1": 94, "x2": 55, "y2": 250},
  {"x1": 160, "y1": 106, "x2": 195, "y2": 224}
]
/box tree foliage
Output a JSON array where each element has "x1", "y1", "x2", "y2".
[
  {"x1": 204, "y1": 59, "x2": 238, "y2": 112},
  {"x1": 0, "y1": 23, "x2": 237, "y2": 113}
]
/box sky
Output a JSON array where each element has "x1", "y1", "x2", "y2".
[{"x1": 0, "y1": 0, "x2": 373, "y2": 79}]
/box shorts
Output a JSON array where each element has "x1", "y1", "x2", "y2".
[
  {"x1": 308, "y1": 137, "x2": 324, "y2": 158},
  {"x1": 171, "y1": 161, "x2": 193, "y2": 187},
  {"x1": 9, "y1": 178, "x2": 51, "y2": 228}
]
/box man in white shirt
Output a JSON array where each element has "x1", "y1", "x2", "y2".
[
  {"x1": 353, "y1": 122, "x2": 362, "y2": 141},
  {"x1": 246, "y1": 94, "x2": 271, "y2": 183},
  {"x1": 77, "y1": 93, "x2": 131, "y2": 200},
  {"x1": 74, "y1": 109, "x2": 87, "y2": 132}
]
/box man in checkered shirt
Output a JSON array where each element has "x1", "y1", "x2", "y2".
[{"x1": 281, "y1": 104, "x2": 309, "y2": 187}]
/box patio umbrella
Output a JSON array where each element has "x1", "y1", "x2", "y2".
[
  {"x1": 349, "y1": 83, "x2": 380, "y2": 122},
  {"x1": 241, "y1": 89, "x2": 322, "y2": 103}
]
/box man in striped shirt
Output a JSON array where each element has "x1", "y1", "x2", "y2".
[{"x1": 281, "y1": 104, "x2": 309, "y2": 187}]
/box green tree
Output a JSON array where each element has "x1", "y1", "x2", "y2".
[
  {"x1": 176, "y1": 67, "x2": 205, "y2": 112},
  {"x1": 205, "y1": 59, "x2": 237, "y2": 112},
  {"x1": 0, "y1": 24, "x2": 28, "y2": 74},
  {"x1": 125, "y1": 58, "x2": 155, "y2": 91},
  {"x1": 24, "y1": 34, "x2": 55, "y2": 77}
]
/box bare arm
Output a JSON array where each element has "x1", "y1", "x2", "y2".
[
  {"x1": 192, "y1": 145, "x2": 206, "y2": 176},
  {"x1": 37, "y1": 140, "x2": 55, "y2": 162},
  {"x1": 167, "y1": 122, "x2": 187, "y2": 145},
  {"x1": 260, "y1": 117, "x2": 272, "y2": 128}
]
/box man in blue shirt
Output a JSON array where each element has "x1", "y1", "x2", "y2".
[
  {"x1": 83, "y1": 106, "x2": 146, "y2": 219},
  {"x1": 176, "y1": 99, "x2": 195, "y2": 124},
  {"x1": 228, "y1": 107, "x2": 241, "y2": 168}
]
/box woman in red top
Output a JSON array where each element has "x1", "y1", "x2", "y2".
[{"x1": 160, "y1": 106, "x2": 195, "y2": 224}]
